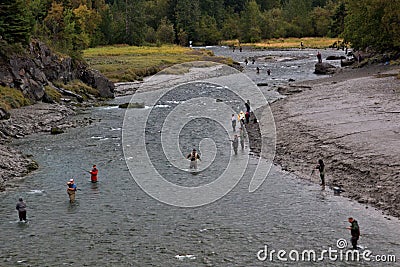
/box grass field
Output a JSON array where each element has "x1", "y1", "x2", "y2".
[
  {"x1": 222, "y1": 37, "x2": 343, "y2": 49},
  {"x1": 83, "y1": 45, "x2": 234, "y2": 82},
  {"x1": 83, "y1": 39, "x2": 342, "y2": 82}
]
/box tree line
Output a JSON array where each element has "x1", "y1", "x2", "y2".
[{"x1": 0, "y1": 0, "x2": 399, "y2": 56}]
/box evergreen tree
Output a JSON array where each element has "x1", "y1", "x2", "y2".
[
  {"x1": 224, "y1": 0, "x2": 247, "y2": 13},
  {"x1": 175, "y1": 0, "x2": 200, "y2": 42},
  {"x1": 0, "y1": 0, "x2": 33, "y2": 44},
  {"x1": 256, "y1": 0, "x2": 280, "y2": 11},
  {"x1": 156, "y1": 17, "x2": 175, "y2": 44},
  {"x1": 283, "y1": 0, "x2": 313, "y2": 37},
  {"x1": 240, "y1": 0, "x2": 262, "y2": 42},
  {"x1": 196, "y1": 15, "x2": 221, "y2": 45},
  {"x1": 311, "y1": 6, "x2": 331, "y2": 36},
  {"x1": 343, "y1": 0, "x2": 397, "y2": 51},
  {"x1": 328, "y1": 1, "x2": 346, "y2": 37},
  {"x1": 221, "y1": 12, "x2": 240, "y2": 40}
]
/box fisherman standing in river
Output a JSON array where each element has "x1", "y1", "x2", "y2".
[
  {"x1": 16, "y1": 197, "x2": 27, "y2": 222},
  {"x1": 90, "y1": 165, "x2": 98, "y2": 183},
  {"x1": 231, "y1": 114, "x2": 237, "y2": 132},
  {"x1": 239, "y1": 127, "x2": 246, "y2": 150},
  {"x1": 187, "y1": 148, "x2": 201, "y2": 169},
  {"x1": 232, "y1": 134, "x2": 239, "y2": 155},
  {"x1": 67, "y1": 178, "x2": 77, "y2": 203}
]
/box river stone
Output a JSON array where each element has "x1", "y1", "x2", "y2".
[
  {"x1": 50, "y1": 127, "x2": 64, "y2": 135},
  {"x1": 79, "y1": 69, "x2": 115, "y2": 98},
  {"x1": 314, "y1": 62, "x2": 337, "y2": 75}
]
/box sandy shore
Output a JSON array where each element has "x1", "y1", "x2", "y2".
[{"x1": 269, "y1": 65, "x2": 400, "y2": 217}]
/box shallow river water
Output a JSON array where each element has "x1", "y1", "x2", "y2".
[{"x1": 1, "y1": 47, "x2": 399, "y2": 266}]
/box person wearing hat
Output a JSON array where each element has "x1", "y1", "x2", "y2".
[
  {"x1": 16, "y1": 197, "x2": 27, "y2": 222},
  {"x1": 90, "y1": 165, "x2": 98, "y2": 183},
  {"x1": 187, "y1": 148, "x2": 201, "y2": 169},
  {"x1": 67, "y1": 178, "x2": 77, "y2": 203}
]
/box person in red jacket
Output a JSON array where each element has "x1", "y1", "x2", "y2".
[{"x1": 90, "y1": 165, "x2": 98, "y2": 183}]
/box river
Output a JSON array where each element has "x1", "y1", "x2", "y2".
[{"x1": 1, "y1": 47, "x2": 399, "y2": 266}]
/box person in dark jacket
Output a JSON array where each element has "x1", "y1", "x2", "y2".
[
  {"x1": 316, "y1": 159, "x2": 325, "y2": 186},
  {"x1": 16, "y1": 197, "x2": 27, "y2": 222},
  {"x1": 347, "y1": 217, "x2": 360, "y2": 249}
]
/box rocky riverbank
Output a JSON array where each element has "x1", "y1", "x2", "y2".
[
  {"x1": 0, "y1": 102, "x2": 101, "y2": 191},
  {"x1": 0, "y1": 39, "x2": 115, "y2": 191},
  {"x1": 268, "y1": 64, "x2": 400, "y2": 218}
]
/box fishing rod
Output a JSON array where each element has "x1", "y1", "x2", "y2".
[{"x1": 80, "y1": 167, "x2": 91, "y2": 174}]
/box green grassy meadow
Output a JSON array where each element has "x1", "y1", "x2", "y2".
[{"x1": 83, "y1": 45, "x2": 234, "y2": 82}]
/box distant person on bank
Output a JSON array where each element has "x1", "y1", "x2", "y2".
[
  {"x1": 311, "y1": 159, "x2": 325, "y2": 186},
  {"x1": 317, "y1": 51, "x2": 322, "y2": 63}
]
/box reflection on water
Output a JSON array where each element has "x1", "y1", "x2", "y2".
[{"x1": 0, "y1": 47, "x2": 399, "y2": 266}]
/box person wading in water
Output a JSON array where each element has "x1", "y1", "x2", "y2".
[
  {"x1": 187, "y1": 148, "x2": 201, "y2": 169},
  {"x1": 16, "y1": 197, "x2": 27, "y2": 222},
  {"x1": 231, "y1": 114, "x2": 237, "y2": 132},
  {"x1": 67, "y1": 178, "x2": 77, "y2": 203},
  {"x1": 232, "y1": 134, "x2": 239, "y2": 155},
  {"x1": 90, "y1": 165, "x2": 98, "y2": 183},
  {"x1": 239, "y1": 127, "x2": 246, "y2": 150}
]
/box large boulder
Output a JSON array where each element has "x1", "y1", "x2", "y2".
[
  {"x1": 314, "y1": 62, "x2": 337, "y2": 75},
  {"x1": 326, "y1": 55, "x2": 346, "y2": 60},
  {"x1": 78, "y1": 68, "x2": 115, "y2": 98},
  {"x1": 341, "y1": 58, "x2": 355, "y2": 67}
]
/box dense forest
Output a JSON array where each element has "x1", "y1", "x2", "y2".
[{"x1": 0, "y1": 0, "x2": 399, "y2": 55}]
